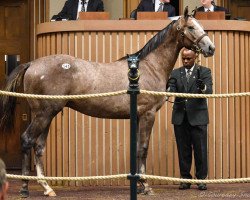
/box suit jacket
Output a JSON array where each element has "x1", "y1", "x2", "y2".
[
  {"x1": 137, "y1": 0, "x2": 176, "y2": 17},
  {"x1": 57, "y1": 0, "x2": 104, "y2": 20},
  {"x1": 168, "y1": 65, "x2": 213, "y2": 126},
  {"x1": 197, "y1": 5, "x2": 230, "y2": 14}
]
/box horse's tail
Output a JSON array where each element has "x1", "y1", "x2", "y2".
[{"x1": 0, "y1": 63, "x2": 30, "y2": 131}]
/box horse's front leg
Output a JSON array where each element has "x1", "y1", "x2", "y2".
[
  {"x1": 34, "y1": 126, "x2": 56, "y2": 197},
  {"x1": 137, "y1": 111, "x2": 155, "y2": 195}
]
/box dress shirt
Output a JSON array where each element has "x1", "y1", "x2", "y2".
[
  {"x1": 155, "y1": 0, "x2": 162, "y2": 12},
  {"x1": 204, "y1": 5, "x2": 214, "y2": 12},
  {"x1": 77, "y1": 0, "x2": 89, "y2": 19},
  {"x1": 185, "y1": 65, "x2": 194, "y2": 75}
]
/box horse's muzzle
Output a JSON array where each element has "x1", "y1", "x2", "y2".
[
  {"x1": 209, "y1": 45, "x2": 215, "y2": 55},
  {"x1": 203, "y1": 44, "x2": 215, "y2": 57}
]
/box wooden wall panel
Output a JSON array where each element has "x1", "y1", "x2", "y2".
[
  {"x1": 247, "y1": 34, "x2": 250, "y2": 177},
  {"x1": 36, "y1": 21, "x2": 250, "y2": 186},
  {"x1": 228, "y1": 32, "x2": 235, "y2": 178},
  {"x1": 125, "y1": 0, "x2": 140, "y2": 18}
]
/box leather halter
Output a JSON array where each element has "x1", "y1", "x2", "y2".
[{"x1": 177, "y1": 24, "x2": 208, "y2": 53}]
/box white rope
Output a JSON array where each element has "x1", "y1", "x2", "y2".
[
  {"x1": 0, "y1": 89, "x2": 249, "y2": 100},
  {"x1": 6, "y1": 173, "x2": 250, "y2": 184}
]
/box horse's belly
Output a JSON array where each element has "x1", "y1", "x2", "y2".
[{"x1": 67, "y1": 97, "x2": 130, "y2": 119}]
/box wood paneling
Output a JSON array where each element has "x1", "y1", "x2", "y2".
[
  {"x1": 223, "y1": 0, "x2": 250, "y2": 20},
  {"x1": 125, "y1": 0, "x2": 140, "y2": 18},
  {"x1": 0, "y1": 0, "x2": 30, "y2": 169},
  {"x1": 37, "y1": 20, "x2": 250, "y2": 186},
  {"x1": 0, "y1": 0, "x2": 50, "y2": 169}
]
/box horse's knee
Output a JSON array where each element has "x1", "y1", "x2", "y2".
[
  {"x1": 21, "y1": 133, "x2": 35, "y2": 152},
  {"x1": 34, "y1": 144, "x2": 45, "y2": 157}
]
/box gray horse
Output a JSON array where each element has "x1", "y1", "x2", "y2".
[{"x1": 0, "y1": 7, "x2": 214, "y2": 197}]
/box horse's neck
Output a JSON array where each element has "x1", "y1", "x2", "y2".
[{"x1": 143, "y1": 30, "x2": 182, "y2": 80}]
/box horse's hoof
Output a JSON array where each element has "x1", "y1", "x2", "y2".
[
  {"x1": 44, "y1": 190, "x2": 57, "y2": 197},
  {"x1": 137, "y1": 187, "x2": 154, "y2": 195},
  {"x1": 137, "y1": 187, "x2": 144, "y2": 194},
  {"x1": 20, "y1": 189, "x2": 29, "y2": 198},
  {"x1": 144, "y1": 188, "x2": 155, "y2": 195}
]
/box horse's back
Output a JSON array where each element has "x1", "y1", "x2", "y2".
[
  {"x1": 23, "y1": 55, "x2": 92, "y2": 95},
  {"x1": 22, "y1": 55, "x2": 132, "y2": 118},
  {"x1": 22, "y1": 54, "x2": 163, "y2": 119}
]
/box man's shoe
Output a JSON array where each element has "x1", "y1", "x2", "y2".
[
  {"x1": 197, "y1": 183, "x2": 207, "y2": 190},
  {"x1": 179, "y1": 182, "x2": 191, "y2": 190}
]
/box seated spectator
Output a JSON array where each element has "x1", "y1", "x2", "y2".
[
  {"x1": 197, "y1": 0, "x2": 230, "y2": 19},
  {"x1": 53, "y1": 0, "x2": 104, "y2": 20},
  {"x1": 0, "y1": 159, "x2": 8, "y2": 200},
  {"x1": 136, "y1": 0, "x2": 176, "y2": 17}
]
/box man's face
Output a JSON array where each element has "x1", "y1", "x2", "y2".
[
  {"x1": 181, "y1": 49, "x2": 196, "y2": 69},
  {"x1": 200, "y1": 0, "x2": 212, "y2": 7}
]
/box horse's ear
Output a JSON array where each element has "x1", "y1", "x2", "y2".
[
  {"x1": 184, "y1": 6, "x2": 189, "y2": 21},
  {"x1": 191, "y1": 7, "x2": 197, "y2": 18}
]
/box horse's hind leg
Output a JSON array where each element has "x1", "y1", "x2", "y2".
[
  {"x1": 20, "y1": 143, "x2": 31, "y2": 198},
  {"x1": 20, "y1": 111, "x2": 56, "y2": 197},
  {"x1": 137, "y1": 111, "x2": 156, "y2": 195},
  {"x1": 34, "y1": 126, "x2": 56, "y2": 196}
]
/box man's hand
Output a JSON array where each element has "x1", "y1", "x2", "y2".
[
  {"x1": 166, "y1": 77, "x2": 177, "y2": 89},
  {"x1": 196, "y1": 79, "x2": 205, "y2": 90}
]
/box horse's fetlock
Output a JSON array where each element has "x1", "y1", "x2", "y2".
[
  {"x1": 142, "y1": 144, "x2": 149, "y2": 151},
  {"x1": 34, "y1": 146, "x2": 44, "y2": 157},
  {"x1": 138, "y1": 148, "x2": 148, "y2": 158},
  {"x1": 20, "y1": 188, "x2": 30, "y2": 198},
  {"x1": 21, "y1": 143, "x2": 33, "y2": 152}
]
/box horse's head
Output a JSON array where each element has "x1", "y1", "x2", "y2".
[{"x1": 176, "y1": 7, "x2": 215, "y2": 57}]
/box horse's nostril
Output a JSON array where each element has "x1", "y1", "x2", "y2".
[{"x1": 209, "y1": 45, "x2": 215, "y2": 52}]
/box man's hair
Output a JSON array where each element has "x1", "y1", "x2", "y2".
[{"x1": 0, "y1": 159, "x2": 7, "y2": 191}]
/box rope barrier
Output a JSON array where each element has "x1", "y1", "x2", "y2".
[
  {"x1": 140, "y1": 90, "x2": 250, "y2": 98},
  {"x1": 0, "y1": 90, "x2": 127, "y2": 99},
  {"x1": 141, "y1": 175, "x2": 250, "y2": 184},
  {"x1": 6, "y1": 173, "x2": 250, "y2": 184},
  {"x1": 6, "y1": 174, "x2": 128, "y2": 181},
  {"x1": 2, "y1": 89, "x2": 250, "y2": 186},
  {"x1": 0, "y1": 89, "x2": 250, "y2": 99}
]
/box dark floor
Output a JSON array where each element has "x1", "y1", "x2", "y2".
[{"x1": 6, "y1": 179, "x2": 250, "y2": 200}]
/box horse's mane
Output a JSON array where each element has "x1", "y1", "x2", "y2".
[{"x1": 119, "y1": 20, "x2": 177, "y2": 61}]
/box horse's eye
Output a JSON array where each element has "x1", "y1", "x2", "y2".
[{"x1": 188, "y1": 26, "x2": 194, "y2": 30}]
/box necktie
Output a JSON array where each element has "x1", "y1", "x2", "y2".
[
  {"x1": 81, "y1": 0, "x2": 86, "y2": 12},
  {"x1": 207, "y1": 9, "x2": 211, "y2": 12},
  {"x1": 157, "y1": 3, "x2": 164, "y2": 12},
  {"x1": 186, "y1": 69, "x2": 191, "y2": 83}
]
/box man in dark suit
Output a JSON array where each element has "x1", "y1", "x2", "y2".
[
  {"x1": 56, "y1": 0, "x2": 104, "y2": 20},
  {"x1": 197, "y1": 0, "x2": 230, "y2": 19},
  {"x1": 167, "y1": 48, "x2": 213, "y2": 190},
  {"x1": 136, "y1": 0, "x2": 176, "y2": 17}
]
